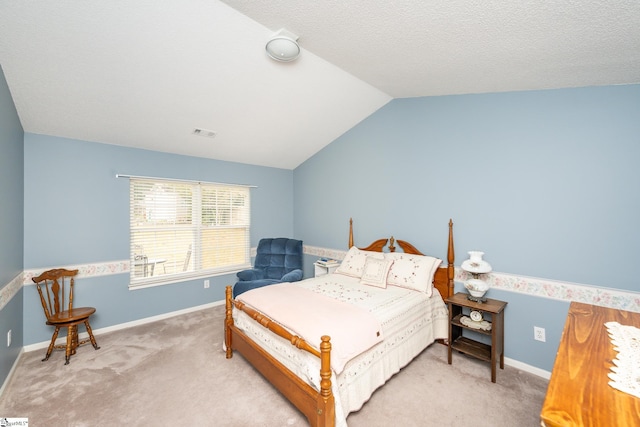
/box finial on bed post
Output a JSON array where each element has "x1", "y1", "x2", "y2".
[
  {"x1": 389, "y1": 236, "x2": 396, "y2": 252},
  {"x1": 348, "y1": 218, "x2": 354, "y2": 248}
]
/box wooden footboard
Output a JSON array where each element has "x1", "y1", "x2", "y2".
[{"x1": 225, "y1": 286, "x2": 335, "y2": 427}]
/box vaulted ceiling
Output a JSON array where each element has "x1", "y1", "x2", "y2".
[{"x1": 1, "y1": 1, "x2": 639, "y2": 169}]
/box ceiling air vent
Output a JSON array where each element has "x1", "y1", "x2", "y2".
[{"x1": 192, "y1": 128, "x2": 217, "y2": 138}]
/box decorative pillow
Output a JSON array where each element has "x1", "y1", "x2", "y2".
[
  {"x1": 335, "y1": 246, "x2": 385, "y2": 278},
  {"x1": 385, "y1": 252, "x2": 442, "y2": 296},
  {"x1": 359, "y1": 257, "x2": 393, "y2": 289}
]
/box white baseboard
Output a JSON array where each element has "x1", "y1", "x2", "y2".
[
  {"x1": 2, "y1": 301, "x2": 224, "y2": 397},
  {"x1": 23, "y1": 300, "x2": 224, "y2": 352},
  {"x1": 0, "y1": 347, "x2": 24, "y2": 399},
  {"x1": 505, "y1": 356, "x2": 551, "y2": 380},
  {"x1": 9, "y1": 298, "x2": 550, "y2": 399}
]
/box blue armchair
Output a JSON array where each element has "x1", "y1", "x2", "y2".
[{"x1": 233, "y1": 238, "x2": 303, "y2": 298}]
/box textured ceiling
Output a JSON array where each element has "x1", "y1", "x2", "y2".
[
  {"x1": 222, "y1": 0, "x2": 640, "y2": 97},
  {"x1": 1, "y1": 1, "x2": 639, "y2": 169}
]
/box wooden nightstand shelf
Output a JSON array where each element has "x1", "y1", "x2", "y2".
[{"x1": 445, "y1": 292, "x2": 507, "y2": 383}]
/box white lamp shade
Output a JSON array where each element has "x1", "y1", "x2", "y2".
[
  {"x1": 266, "y1": 29, "x2": 300, "y2": 62},
  {"x1": 461, "y1": 251, "x2": 492, "y2": 274}
]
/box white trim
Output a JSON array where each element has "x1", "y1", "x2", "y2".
[
  {"x1": 0, "y1": 348, "x2": 24, "y2": 399},
  {"x1": 504, "y1": 356, "x2": 551, "y2": 380},
  {"x1": 0, "y1": 304, "x2": 549, "y2": 401},
  {"x1": 23, "y1": 300, "x2": 224, "y2": 352}
]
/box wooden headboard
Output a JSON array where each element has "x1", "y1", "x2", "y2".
[{"x1": 347, "y1": 218, "x2": 455, "y2": 300}]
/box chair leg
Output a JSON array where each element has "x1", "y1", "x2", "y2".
[
  {"x1": 43, "y1": 327, "x2": 60, "y2": 362},
  {"x1": 64, "y1": 326, "x2": 74, "y2": 365},
  {"x1": 72, "y1": 325, "x2": 79, "y2": 355},
  {"x1": 85, "y1": 320, "x2": 100, "y2": 350}
]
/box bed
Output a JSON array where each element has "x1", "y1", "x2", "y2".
[{"x1": 224, "y1": 219, "x2": 455, "y2": 427}]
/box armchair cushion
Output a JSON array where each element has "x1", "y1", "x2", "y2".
[
  {"x1": 281, "y1": 269, "x2": 303, "y2": 282},
  {"x1": 233, "y1": 237, "x2": 304, "y2": 297},
  {"x1": 236, "y1": 268, "x2": 265, "y2": 282},
  {"x1": 233, "y1": 279, "x2": 282, "y2": 298}
]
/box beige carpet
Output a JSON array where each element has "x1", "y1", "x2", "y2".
[{"x1": 0, "y1": 305, "x2": 549, "y2": 426}]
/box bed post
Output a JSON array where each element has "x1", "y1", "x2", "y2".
[
  {"x1": 447, "y1": 219, "x2": 455, "y2": 297},
  {"x1": 348, "y1": 217, "x2": 354, "y2": 248},
  {"x1": 316, "y1": 335, "x2": 335, "y2": 427},
  {"x1": 225, "y1": 285, "x2": 233, "y2": 359}
]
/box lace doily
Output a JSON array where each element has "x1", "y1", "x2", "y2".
[
  {"x1": 460, "y1": 315, "x2": 492, "y2": 331},
  {"x1": 605, "y1": 321, "x2": 640, "y2": 399}
]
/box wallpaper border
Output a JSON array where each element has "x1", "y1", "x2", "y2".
[
  {"x1": 0, "y1": 273, "x2": 23, "y2": 311},
  {"x1": 2, "y1": 248, "x2": 638, "y2": 313},
  {"x1": 304, "y1": 245, "x2": 640, "y2": 313},
  {"x1": 0, "y1": 260, "x2": 129, "y2": 310},
  {"x1": 20, "y1": 260, "x2": 130, "y2": 285}
]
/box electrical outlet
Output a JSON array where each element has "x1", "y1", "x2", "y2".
[
  {"x1": 534, "y1": 326, "x2": 546, "y2": 342},
  {"x1": 7, "y1": 330, "x2": 11, "y2": 347},
  {"x1": 204, "y1": 279, "x2": 210, "y2": 289}
]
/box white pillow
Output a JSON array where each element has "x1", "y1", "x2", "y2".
[
  {"x1": 360, "y1": 257, "x2": 393, "y2": 289},
  {"x1": 385, "y1": 252, "x2": 442, "y2": 296},
  {"x1": 335, "y1": 246, "x2": 384, "y2": 279}
]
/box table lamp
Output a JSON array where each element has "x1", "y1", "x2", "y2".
[{"x1": 461, "y1": 251, "x2": 492, "y2": 302}]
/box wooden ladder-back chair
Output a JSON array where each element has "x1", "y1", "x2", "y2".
[{"x1": 32, "y1": 268, "x2": 100, "y2": 365}]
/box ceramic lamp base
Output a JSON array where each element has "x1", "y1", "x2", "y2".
[{"x1": 467, "y1": 294, "x2": 487, "y2": 303}]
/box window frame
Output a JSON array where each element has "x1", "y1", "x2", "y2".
[{"x1": 126, "y1": 176, "x2": 252, "y2": 290}]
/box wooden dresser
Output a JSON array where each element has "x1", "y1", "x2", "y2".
[{"x1": 540, "y1": 301, "x2": 640, "y2": 426}]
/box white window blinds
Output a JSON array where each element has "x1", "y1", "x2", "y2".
[{"x1": 129, "y1": 177, "x2": 251, "y2": 288}]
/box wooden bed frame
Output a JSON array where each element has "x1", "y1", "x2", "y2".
[{"x1": 224, "y1": 219, "x2": 455, "y2": 427}]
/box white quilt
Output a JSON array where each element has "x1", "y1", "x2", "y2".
[
  {"x1": 238, "y1": 283, "x2": 384, "y2": 374},
  {"x1": 232, "y1": 273, "x2": 449, "y2": 427}
]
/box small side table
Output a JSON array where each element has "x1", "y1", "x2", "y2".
[
  {"x1": 314, "y1": 261, "x2": 339, "y2": 277},
  {"x1": 445, "y1": 292, "x2": 507, "y2": 383}
]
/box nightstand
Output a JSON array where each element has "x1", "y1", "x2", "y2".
[
  {"x1": 314, "y1": 261, "x2": 339, "y2": 277},
  {"x1": 445, "y1": 292, "x2": 507, "y2": 383}
]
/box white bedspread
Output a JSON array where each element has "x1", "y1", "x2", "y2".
[
  {"x1": 238, "y1": 283, "x2": 384, "y2": 374},
  {"x1": 232, "y1": 273, "x2": 448, "y2": 427}
]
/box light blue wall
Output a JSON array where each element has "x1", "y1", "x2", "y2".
[
  {"x1": 0, "y1": 65, "x2": 24, "y2": 383},
  {"x1": 22, "y1": 133, "x2": 294, "y2": 345},
  {"x1": 5, "y1": 82, "x2": 639, "y2": 380},
  {"x1": 294, "y1": 84, "x2": 640, "y2": 371}
]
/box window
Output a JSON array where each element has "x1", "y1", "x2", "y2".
[{"x1": 129, "y1": 177, "x2": 251, "y2": 289}]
